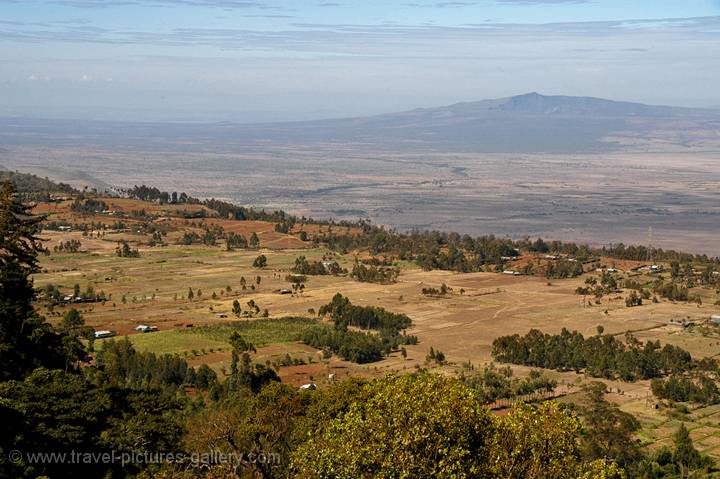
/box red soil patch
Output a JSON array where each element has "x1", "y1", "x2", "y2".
[
  {"x1": 186, "y1": 351, "x2": 232, "y2": 367},
  {"x1": 278, "y1": 361, "x2": 376, "y2": 387}
]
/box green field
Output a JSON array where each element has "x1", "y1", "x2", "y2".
[
  {"x1": 623, "y1": 399, "x2": 720, "y2": 460},
  {"x1": 95, "y1": 316, "x2": 317, "y2": 355}
]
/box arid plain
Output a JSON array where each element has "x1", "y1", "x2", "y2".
[
  {"x1": 5, "y1": 146, "x2": 720, "y2": 255},
  {"x1": 33, "y1": 197, "x2": 720, "y2": 456}
]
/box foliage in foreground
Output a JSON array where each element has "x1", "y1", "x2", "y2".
[{"x1": 290, "y1": 374, "x2": 623, "y2": 479}]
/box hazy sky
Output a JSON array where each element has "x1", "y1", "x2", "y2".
[{"x1": 1, "y1": 0, "x2": 719, "y2": 122}]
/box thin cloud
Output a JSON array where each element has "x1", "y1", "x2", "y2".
[
  {"x1": 0, "y1": 0, "x2": 279, "y2": 8},
  {"x1": 1, "y1": 15, "x2": 718, "y2": 50},
  {"x1": 497, "y1": 0, "x2": 589, "y2": 4},
  {"x1": 405, "y1": 2, "x2": 478, "y2": 7},
  {"x1": 52, "y1": 17, "x2": 94, "y2": 24}
]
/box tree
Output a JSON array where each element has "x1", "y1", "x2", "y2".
[
  {"x1": 230, "y1": 332, "x2": 256, "y2": 355},
  {"x1": 625, "y1": 290, "x2": 642, "y2": 307},
  {"x1": 0, "y1": 182, "x2": 77, "y2": 381},
  {"x1": 59, "y1": 308, "x2": 94, "y2": 370},
  {"x1": 1, "y1": 368, "x2": 185, "y2": 479},
  {"x1": 115, "y1": 240, "x2": 139, "y2": 258},
  {"x1": 232, "y1": 299, "x2": 242, "y2": 317},
  {"x1": 290, "y1": 374, "x2": 623, "y2": 478},
  {"x1": 672, "y1": 423, "x2": 711, "y2": 476},
  {"x1": 291, "y1": 373, "x2": 495, "y2": 478},
  {"x1": 492, "y1": 402, "x2": 592, "y2": 479},
  {"x1": 187, "y1": 287, "x2": 194, "y2": 301},
  {"x1": 576, "y1": 382, "x2": 641, "y2": 468},
  {"x1": 61, "y1": 308, "x2": 84, "y2": 331},
  {"x1": 249, "y1": 232, "x2": 260, "y2": 249},
  {"x1": 227, "y1": 332, "x2": 277, "y2": 392},
  {"x1": 253, "y1": 254, "x2": 267, "y2": 268},
  {"x1": 184, "y1": 382, "x2": 303, "y2": 479}
]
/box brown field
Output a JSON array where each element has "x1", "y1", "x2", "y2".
[
  {"x1": 37, "y1": 230, "x2": 719, "y2": 376},
  {"x1": 30, "y1": 195, "x2": 720, "y2": 457}
]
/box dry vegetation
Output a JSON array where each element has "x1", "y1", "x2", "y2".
[{"x1": 31, "y1": 194, "x2": 720, "y2": 457}]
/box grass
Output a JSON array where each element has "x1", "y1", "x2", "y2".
[
  {"x1": 190, "y1": 316, "x2": 317, "y2": 346},
  {"x1": 623, "y1": 398, "x2": 720, "y2": 459},
  {"x1": 96, "y1": 316, "x2": 317, "y2": 355},
  {"x1": 98, "y1": 331, "x2": 229, "y2": 355}
]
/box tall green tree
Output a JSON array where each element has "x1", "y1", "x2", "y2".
[
  {"x1": 290, "y1": 373, "x2": 624, "y2": 479},
  {"x1": 249, "y1": 232, "x2": 260, "y2": 249},
  {"x1": 0, "y1": 181, "x2": 77, "y2": 381},
  {"x1": 576, "y1": 382, "x2": 641, "y2": 468},
  {"x1": 59, "y1": 308, "x2": 94, "y2": 371},
  {"x1": 672, "y1": 423, "x2": 711, "y2": 477},
  {"x1": 184, "y1": 382, "x2": 304, "y2": 479},
  {"x1": 253, "y1": 254, "x2": 267, "y2": 268},
  {"x1": 1, "y1": 368, "x2": 185, "y2": 479},
  {"x1": 290, "y1": 373, "x2": 495, "y2": 478},
  {"x1": 228, "y1": 332, "x2": 277, "y2": 393}
]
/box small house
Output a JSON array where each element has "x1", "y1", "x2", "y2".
[
  {"x1": 94, "y1": 330, "x2": 115, "y2": 339},
  {"x1": 711, "y1": 315, "x2": 720, "y2": 325},
  {"x1": 134, "y1": 325, "x2": 158, "y2": 333}
]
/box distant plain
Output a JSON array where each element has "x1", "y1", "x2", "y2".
[{"x1": 2, "y1": 94, "x2": 719, "y2": 254}]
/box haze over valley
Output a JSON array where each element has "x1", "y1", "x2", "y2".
[{"x1": 3, "y1": 92, "x2": 720, "y2": 254}]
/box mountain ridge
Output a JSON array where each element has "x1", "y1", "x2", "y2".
[
  {"x1": 364, "y1": 92, "x2": 715, "y2": 124},
  {"x1": 1, "y1": 93, "x2": 718, "y2": 154}
]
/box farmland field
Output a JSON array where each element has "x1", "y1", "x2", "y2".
[{"x1": 29, "y1": 194, "x2": 720, "y2": 458}]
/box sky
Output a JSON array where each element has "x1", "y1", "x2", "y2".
[{"x1": 1, "y1": 0, "x2": 719, "y2": 122}]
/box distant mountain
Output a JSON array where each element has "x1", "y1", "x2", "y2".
[
  {"x1": 1, "y1": 93, "x2": 718, "y2": 154},
  {"x1": 395, "y1": 92, "x2": 711, "y2": 119},
  {"x1": 228, "y1": 92, "x2": 718, "y2": 153}
]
